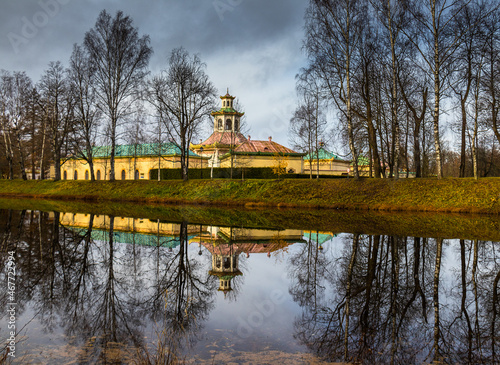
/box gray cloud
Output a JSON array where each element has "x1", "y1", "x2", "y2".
[{"x1": 0, "y1": 0, "x2": 308, "y2": 146}]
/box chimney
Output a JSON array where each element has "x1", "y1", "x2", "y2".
[
  {"x1": 247, "y1": 135, "x2": 251, "y2": 141},
  {"x1": 268, "y1": 136, "x2": 272, "y2": 142}
]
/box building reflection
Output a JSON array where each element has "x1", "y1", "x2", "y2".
[
  {"x1": 59, "y1": 212, "x2": 314, "y2": 297},
  {"x1": 2, "y1": 208, "x2": 499, "y2": 364},
  {"x1": 190, "y1": 226, "x2": 306, "y2": 296}
]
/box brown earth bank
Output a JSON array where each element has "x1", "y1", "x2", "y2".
[{"x1": 0, "y1": 178, "x2": 499, "y2": 214}]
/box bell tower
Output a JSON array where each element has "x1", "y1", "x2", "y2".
[
  {"x1": 209, "y1": 245, "x2": 242, "y2": 295},
  {"x1": 212, "y1": 89, "x2": 244, "y2": 133}
]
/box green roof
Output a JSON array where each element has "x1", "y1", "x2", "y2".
[
  {"x1": 83, "y1": 143, "x2": 202, "y2": 159},
  {"x1": 304, "y1": 232, "x2": 336, "y2": 245},
  {"x1": 211, "y1": 107, "x2": 244, "y2": 116},
  {"x1": 304, "y1": 147, "x2": 344, "y2": 161},
  {"x1": 67, "y1": 226, "x2": 196, "y2": 248}
]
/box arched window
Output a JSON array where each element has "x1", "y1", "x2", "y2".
[
  {"x1": 63, "y1": 171, "x2": 67, "y2": 180},
  {"x1": 85, "y1": 170, "x2": 89, "y2": 180},
  {"x1": 217, "y1": 119, "x2": 223, "y2": 130},
  {"x1": 225, "y1": 119, "x2": 232, "y2": 130},
  {"x1": 223, "y1": 101, "x2": 226, "y2": 107},
  {"x1": 74, "y1": 170, "x2": 78, "y2": 180},
  {"x1": 234, "y1": 119, "x2": 239, "y2": 131},
  {"x1": 135, "y1": 170, "x2": 139, "y2": 180},
  {"x1": 96, "y1": 170, "x2": 101, "y2": 180},
  {"x1": 121, "y1": 169, "x2": 126, "y2": 180}
]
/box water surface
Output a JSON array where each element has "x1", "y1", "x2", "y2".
[{"x1": 0, "y1": 206, "x2": 499, "y2": 364}]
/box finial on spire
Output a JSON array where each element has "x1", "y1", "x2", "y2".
[{"x1": 227, "y1": 87, "x2": 229, "y2": 94}]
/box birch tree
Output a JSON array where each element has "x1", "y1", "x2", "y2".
[
  {"x1": 68, "y1": 44, "x2": 101, "y2": 181},
  {"x1": 403, "y1": 0, "x2": 477, "y2": 178},
  {"x1": 291, "y1": 67, "x2": 328, "y2": 179},
  {"x1": 304, "y1": 0, "x2": 368, "y2": 179},
  {"x1": 83, "y1": 10, "x2": 152, "y2": 181},
  {"x1": 0, "y1": 71, "x2": 34, "y2": 180},
  {"x1": 38, "y1": 61, "x2": 74, "y2": 181}
]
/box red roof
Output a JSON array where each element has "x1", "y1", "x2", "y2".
[
  {"x1": 198, "y1": 131, "x2": 247, "y2": 146},
  {"x1": 201, "y1": 241, "x2": 293, "y2": 256},
  {"x1": 234, "y1": 139, "x2": 298, "y2": 154}
]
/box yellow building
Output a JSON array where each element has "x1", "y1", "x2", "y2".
[
  {"x1": 54, "y1": 142, "x2": 207, "y2": 180},
  {"x1": 303, "y1": 144, "x2": 351, "y2": 176},
  {"x1": 51, "y1": 91, "x2": 305, "y2": 180},
  {"x1": 191, "y1": 91, "x2": 305, "y2": 173}
]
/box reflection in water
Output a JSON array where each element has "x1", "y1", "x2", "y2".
[
  {"x1": 292, "y1": 234, "x2": 500, "y2": 364},
  {"x1": 0, "y1": 208, "x2": 499, "y2": 364}
]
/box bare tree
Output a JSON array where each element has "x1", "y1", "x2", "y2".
[
  {"x1": 68, "y1": 44, "x2": 101, "y2": 181},
  {"x1": 38, "y1": 61, "x2": 74, "y2": 181},
  {"x1": 304, "y1": 0, "x2": 368, "y2": 179},
  {"x1": 371, "y1": 0, "x2": 408, "y2": 179},
  {"x1": 149, "y1": 47, "x2": 217, "y2": 181},
  {"x1": 0, "y1": 71, "x2": 16, "y2": 179},
  {"x1": 0, "y1": 71, "x2": 37, "y2": 180},
  {"x1": 482, "y1": 5, "x2": 500, "y2": 147},
  {"x1": 403, "y1": 0, "x2": 482, "y2": 178},
  {"x1": 291, "y1": 68, "x2": 328, "y2": 179},
  {"x1": 24, "y1": 86, "x2": 42, "y2": 179},
  {"x1": 83, "y1": 10, "x2": 152, "y2": 181}
]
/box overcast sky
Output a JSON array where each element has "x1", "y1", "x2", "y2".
[{"x1": 0, "y1": 0, "x2": 309, "y2": 147}]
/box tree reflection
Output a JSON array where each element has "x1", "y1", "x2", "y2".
[
  {"x1": 0, "y1": 211, "x2": 216, "y2": 363},
  {"x1": 144, "y1": 221, "x2": 215, "y2": 358},
  {"x1": 2, "y1": 208, "x2": 500, "y2": 364},
  {"x1": 291, "y1": 233, "x2": 500, "y2": 364}
]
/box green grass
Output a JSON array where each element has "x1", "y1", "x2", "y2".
[
  {"x1": 1, "y1": 197, "x2": 500, "y2": 241},
  {"x1": 0, "y1": 177, "x2": 499, "y2": 214}
]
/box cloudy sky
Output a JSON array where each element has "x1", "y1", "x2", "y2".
[{"x1": 0, "y1": 0, "x2": 309, "y2": 147}]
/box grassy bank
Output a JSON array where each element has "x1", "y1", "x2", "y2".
[
  {"x1": 0, "y1": 178, "x2": 499, "y2": 213},
  {"x1": 2, "y1": 197, "x2": 500, "y2": 241}
]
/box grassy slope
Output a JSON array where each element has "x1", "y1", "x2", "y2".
[
  {"x1": 1, "y1": 197, "x2": 500, "y2": 241},
  {"x1": 0, "y1": 178, "x2": 499, "y2": 213}
]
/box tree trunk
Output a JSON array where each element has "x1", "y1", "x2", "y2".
[
  {"x1": 53, "y1": 151, "x2": 61, "y2": 181},
  {"x1": 109, "y1": 121, "x2": 116, "y2": 181},
  {"x1": 346, "y1": 63, "x2": 358, "y2": 179},
  {"x1": 433, "y1": 238, "x2": 443, "y2": 362},
  {"x1": 432, "y1": 2, "x2": 443, "y2": 179},
  {"x1": 39, "y1": 118, "x2": 46, "y2": 180},
  {"x1": 367, "y1": 118, "x2": 381, "y2": 178},
  {"x1": 388, "y1": 0, "x2": 400, "y2": 180},
  {"x1": 459, "y1": 98, "x2": 468, "y2": 177},
  {"x1": 344, "y1": 233, "x2": 359, "y2": 361},
  {"x1": 489, "y1": 42, "x2": 500, "y2": 147},
  {"x1": 16, "y1": 133, "x2": 27, "y2": 180},
  {"x1": 2, "y1": 128, "x2": 14, "y2": 179}
]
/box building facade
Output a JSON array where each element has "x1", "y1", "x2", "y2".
[
  {"x1": 53, "y1": 142, "x2": 207, "y2": 180},
  {"x1": 50, "y1": 91, "x2": 345, "y2": 180},
  {"x1": 191, "y1": 91, "x2": 305, "y2": 173}
]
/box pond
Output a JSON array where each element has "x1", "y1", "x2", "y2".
[{"x1": 0, "y1": 201, "x2": 499, "y2": 364}]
